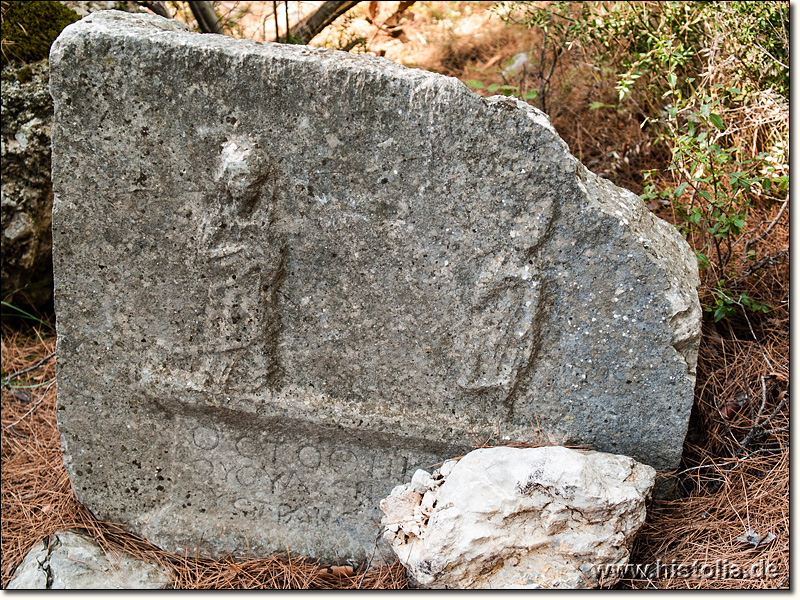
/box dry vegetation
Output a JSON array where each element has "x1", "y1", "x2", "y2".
[{"x1": 0, "y1": 1, "x2": 788, "y2": 589}]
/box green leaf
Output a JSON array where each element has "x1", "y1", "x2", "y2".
[
  {"x1": 588, "y1": 101, "x2": 608, "y2": 110},
  {"x1": 673, "y1": 182, "x2": 688, "y2": 198},
  {"x1": 695, "y1": 252, "x2": 709, "y2": 269},
  {"x1": 523, "y1": 89, "x2": 538, "y2": 99},
  {"x1": 709, "y1": 113, "x2": 724, "y2": 129},
  {"x1": 464, "y1": 80, "x2": 484, "y2": 89},
  {"x1": 0, "y1": 301, "x2": 54, "y2": 329},
  {"x1": 668, "y1": 73, "x2": 678, "y2": 88},
  {"x1": 487, "y1": 83, "x2": 501, "y2": 92}
]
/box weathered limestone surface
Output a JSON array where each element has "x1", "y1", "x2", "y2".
[
  {"x1": 7, "y1": 532, "x2": 170, "y2": 589},
  {"x1": 50, "y1": 11, "x2": 700, "y2": 563},
  {"x1": 380, "y1": 446, "x2": 656, "y2": 589}
]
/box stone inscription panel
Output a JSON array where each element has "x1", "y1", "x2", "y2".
[{"x1": 131, "y1": 404, "x2": 463, "y2": 563}]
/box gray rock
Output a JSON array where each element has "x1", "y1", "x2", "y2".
[
  {"x1": 380, "y1": 446, "x2": 656, "y2": 589},
  {"x1": 1, "y1": 60, "x2": 55, "y2": 309},
  {"x1": 50, "y1": 11, "x2": 700, "y2": 564},
  {"x1": 5, "y1": 539, "x2": 50, "y2": 589},
  {"x1": 6, "y1": 531, "x2": 170, "y2": 589}
]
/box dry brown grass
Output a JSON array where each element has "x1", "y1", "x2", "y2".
[{"x1": 620, "y1": 171, "x2": 788, "y2": 589}]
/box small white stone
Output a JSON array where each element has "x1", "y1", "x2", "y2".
[
  {"x1": 7, "y1": 532, "x2": 170, "y2": 589},
  {"x1": 437, "y1": 460, "x2": 458, "y2": 478},
  {"x1": 421, "y1": 491, "x2": 436, "y2": 510},
  {"x1": 410, "y1": 468, "x2": 433, "y2": 494}
]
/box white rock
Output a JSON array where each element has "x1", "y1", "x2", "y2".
[
  {"x1": 420, "y1": 491, "x2": 437, "y2": 511},
  {"x1": 410, "y1": 468, "x2": 434, "y2": 494},
  {"x1": 438, "y1": 459, "x2": 458, "y2": 478},
  {"x1": 379, "y1": 446, "x2": 656, "y2": 589},
  {"x1": 379, "y1": 486, "x2": 423, "y2": 536},
  {"x1": 6, "y1": 531, "x2": 171, "y2": 589}
]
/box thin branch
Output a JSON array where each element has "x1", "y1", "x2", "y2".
[
  {"x1": 743, "y1": 194, "x2": 789, "y2": 253},
  {"x1": 734, "y1": 247, "x2": 789, "y2": 283},
  {"x1": 1, "y1": 351, "x2": 56, "y2": 387},
  {"x1": 136, "y1": 1, "x2": 170, "y2": 18},
  {"x1": 715, "y1": 290, "x2": 774, "y2": 372},
  {"x1": 4, "y1": 380, "x2": 55, "y2": 430},
  {"x1": 763, "y1": 393, "x2": 787, "y2": 427},
  {"x1": 188, "y1": 1, "x2": 224, "y2": 34},
  {"x1": 341, "y1": 37, "x2": 366, "y2": 52},
  {"x1": 756, "y1": 375, "x2": 769, "y2": 424},
  {"x1": 754, "y1": 42, "x2": 789, "y2": 70},
  {"x1": 761, "y1": 425, "x2": 788, "y2": 437},
  {"x1": 290, "y1": 1, "x2": 362, "y2": 45},
  {"x1": 284, "y1": 0, "x2": 290, "y2": 42},
  {"x1": 677, "y1": 447, "x2": 778, "y2": 475},
  {"x1": 273, "y1": 1, "x2": 280, "y2": 42}
]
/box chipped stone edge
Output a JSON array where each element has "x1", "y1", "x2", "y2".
[{"x1": 575, "y1": 167, "x2": 702, "y2": 383}]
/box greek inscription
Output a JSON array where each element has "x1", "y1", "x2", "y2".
[
  {"x1": 236, "y1": 436, "x2": 261, "y2": 457},
  {"x1": 192, "y1": 425, "x2": 220, "y2": 450},
  {"x1": 329, "y1": 448, "x2": 359, "y2": 473},
  {"x1": 234, "y1": 497, "x2": 255, "y2": 513},
  {"x1": 235, "y1": 465, "x2": 260, "y2": 487},
  {"x1": 232, "y1": 493, "x2": 273, "y2": 518},
  {"x1": 217, "y1": 458, "x2": 240, "y2": 483},
  {"x1": 298, "y1": 445, "x2": 321, "y2": 468},
  {"x1": 182, "y1": 423, "x2": 429, "y2": 529},
  {"x1": 273, "y1": 470, "x2": 309, "y2": 496}
]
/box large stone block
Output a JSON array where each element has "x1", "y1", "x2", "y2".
[{"x1": 50, "y1": 11, "x2": 701, "y2": 563}]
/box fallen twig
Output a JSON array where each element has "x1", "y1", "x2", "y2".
[{"x1": 1, "y1": 351, "x2": 56, "y2": 388}]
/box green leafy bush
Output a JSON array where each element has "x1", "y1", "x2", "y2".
[{"x1": 497, "y1": 1, "x2": 789, "y2": 322}]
